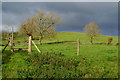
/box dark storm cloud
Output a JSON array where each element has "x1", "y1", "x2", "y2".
[{"x1": 2, "y1": 2, "x2": 118, "y2": 36}]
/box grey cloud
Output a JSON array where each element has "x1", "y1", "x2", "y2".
[{"x1": 2, "y1": 2, "x2": 118, "y2": 36}]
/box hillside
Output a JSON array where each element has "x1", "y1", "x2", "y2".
[
  {"x1": 2, "y1": 32, "x2": 118, "y2": 45},
  {"x1": 2, "y1": 32, "x2": 119, "y2": 78},
  {"x1": 42, "y1": 32, "x2": 118, "y2": 44}
]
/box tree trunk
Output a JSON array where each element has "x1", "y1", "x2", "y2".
[
  {"x1": 39, "y1": 36, "x2": 42, "y2": 45},
  {"x1": 28, "y1": 36, "x2": 32, "y2": 53},
  {"x1": 90, "y1": 37, "x2": 93, "y2": 44}
]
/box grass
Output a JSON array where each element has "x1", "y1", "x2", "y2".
[
  {"x1": 1, "y1": 32, "x2": 119, "y2": 78},
  {"x1": 55, "y1": 32, "x2": 118, "y2": 43}
]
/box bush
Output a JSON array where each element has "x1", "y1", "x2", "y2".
[
  {"x1": 3, "y1": 51, "x2": 117, "y2": 78},
  {"x1": 107, "y1": 37, "x2": 113, "y2": 45},
  {"x1": 26, "y1": 52, "x2": 81, "y2": 78},
  {"x1": 116, "y1": 43, "x2": 119, "y2": 46}
]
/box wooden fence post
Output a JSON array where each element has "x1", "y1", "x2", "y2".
[
  {"x1": 77, "y1": 39, "x2": 80, "y2": 56},
  {"x1": 12, "y1": 26, "x2": 14, "y2": 41},
  {"x1": 9, "y1": 37, "x2": 13, "y2": 52},
  {"x1": 28, "y1": 36, "x2": 32, "y2": 53}
]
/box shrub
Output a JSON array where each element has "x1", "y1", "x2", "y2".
[
  {"x1": 3, "y1": 51, "x2": 117, "y2": 78},
  {"x1": 116, "y1": 43, "x2": 119, "y2": 46},
  {"x1": 17, "y1": 41, "x2": 21, "y2": 44},
  {"x1": 107, "y1": 37, "x2": 113, "y2": 45},
  {"x1": 26, "y1": 52, "x2": 81, "y2": 78}
]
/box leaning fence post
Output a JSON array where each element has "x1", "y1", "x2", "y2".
[
  {"x1": 77, "y1": 39, "x2": 80, "y2": 56},
  {"x1": 2, "y1": 40, "x2": 10, "y2": 53},
  {"x1": 32, "y1": 40, "x2": 41, "y2": 53}
]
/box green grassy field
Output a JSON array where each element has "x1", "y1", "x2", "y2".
[{"x1": 1, "y1": 32, "x2": 119, "y2": 78}]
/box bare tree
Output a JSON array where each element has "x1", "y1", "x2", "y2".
[
  {"x1": 2, "y1": 25, "x2": 15, "y2": 42},
  {"x1": 2, "y1": 25, "x2": 11, "y2": 39},
  {"x1": 84, "y1": 21, "x2": 101, "y2": 44},
  {"x1": 19, "y1": 17, "x2": 37, "y2": 37},
  {"x1": 19, "y1": 10, "x2": 60, "y2": 45},
  {"x1": 19, "y1": 17, "x2": 38, "y2": 53},
  {"x1": 19, "y1": 11, "x2": 60, "y2": 53},
  {"x1": 33, "y1": 11, "x2": 61, "y2": 44}
]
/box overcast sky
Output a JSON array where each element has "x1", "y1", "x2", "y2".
[
  {"x1": 2, "y1": 2, "x2": 118, "y2": 36},
  {"x1": 0, "y1": 2, "x2": 1, "y2": 31}
]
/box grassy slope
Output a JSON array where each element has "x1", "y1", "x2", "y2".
[
  {"x1": 2, "y1": 32, "x2": 118, "y2": 44},
  {"x1": 2, "y1": 32, "x2": 119, "y2": 78},
  {"x1": 55, "y1": 32, "x2": 118, "y2": 43}
]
